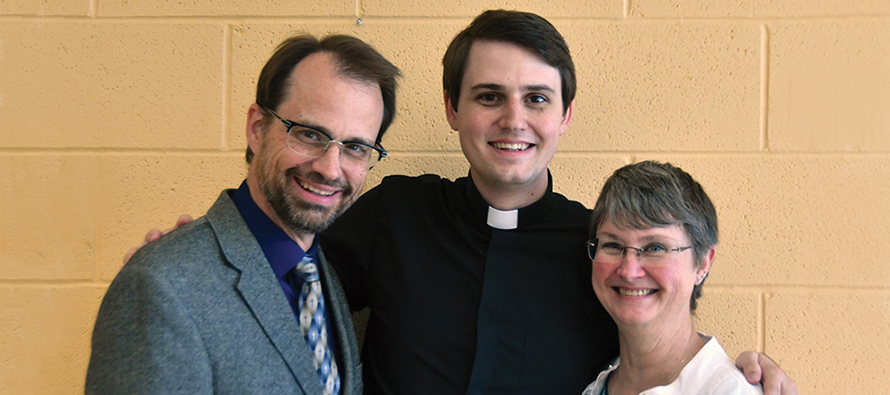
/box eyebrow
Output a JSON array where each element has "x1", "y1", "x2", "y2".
[
  {"x1": 597, "y1": 232, "x2": 676, "y2": 243},
  {"x1": 468, "y1": 83, "x2": 556, "y2": 93}
]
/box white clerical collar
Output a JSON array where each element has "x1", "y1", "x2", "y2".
[{"x1": 486, "y1": 206, "x2": 518, "y2": 230}]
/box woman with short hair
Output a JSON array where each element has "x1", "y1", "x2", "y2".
[{"x1": 583, "y1": 161, "x2": 762, "y2": 395}]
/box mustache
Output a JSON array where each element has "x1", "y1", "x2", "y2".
[{"x1": 284, "y1": 167, "x2": 351, "y2": 194}]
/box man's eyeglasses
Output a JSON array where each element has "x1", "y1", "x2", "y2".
[
  {"x1": 261, "y1": 105, "x2": 387, "y2": 169},
  {"x1": 587, "y1": 238, "x2": 692, "y2": 263}
]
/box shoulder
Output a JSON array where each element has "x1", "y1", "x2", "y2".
[
  {"x1": 534, "y1": 190, "x2": 590, "y2": 235},
  {"x1": 550, "y1": 190, "x2": 591, "y2": 216},
  {"x1": 373, "y1": 173, "x2": 460, "y2": 193},
  {"x1": 122, "y1": 193, "x2": 248, "y2": 290},
  {"x1": 700, "y1": 366, "x2": 763, "y2": 395},
  {"x1": 106, "y1": 218, "x2": 216, "y2": 306},
  {"x1": 127, "y1": 215, "x2": 217, "y2": 272},
  {"x1": 581, "y1": 359, "x2": 618, "y2": 395},
  {"x1": 681, "y1": 337, "x2": 764, "y2": 395},
  {"x1": 352, "y1": 173, "x2": 464, "y2": 212},
  {"x1": 127, "y1": 190, "x2": 246, "y2": 273},
  {"x1": 96, "y1": 217, "x2": 222, "y2": 330}
]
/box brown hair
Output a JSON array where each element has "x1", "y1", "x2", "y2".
[
  {"x1": 247, "y1": 34, "x2": 400, "y2": 163},
  {"x1": 442, "y1": 10, "x2": 575, "y2": 114}
]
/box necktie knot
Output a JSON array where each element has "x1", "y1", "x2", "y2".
[{"x1": 294, "y1": 256, "x2": 320, "y2": 283}]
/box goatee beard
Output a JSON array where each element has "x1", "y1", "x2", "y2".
[{"x1": 260, "y1": 166, "x2": 355, "y2": 235}]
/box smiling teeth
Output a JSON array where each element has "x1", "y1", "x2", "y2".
[
  {"x1": 617, "y1": 288, "x2": 655, "y2": 296},
  {"x1": 492, "y1": 142, "x2": 530, "y2": 151},
  {"x1": 298, "y1": 180, "x2": 336, "y2": 196}
]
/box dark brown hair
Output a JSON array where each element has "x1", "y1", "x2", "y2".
[{"x1": 442, "y1": 10, "x2": 575, "y2": 114}]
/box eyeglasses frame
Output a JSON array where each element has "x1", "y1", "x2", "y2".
[
  {"x1": 259, "y1": 105, "x2": 387, "y2": 169},
  {"x1": 587, "y1": 238, "x2": 692, "y2": 262}
]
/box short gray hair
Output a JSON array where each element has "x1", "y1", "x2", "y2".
[{"x1": 588, "y1": 161, "x2": 718, "y2": 311}]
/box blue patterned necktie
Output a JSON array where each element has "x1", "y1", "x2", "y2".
[{"x1": 293, "y1": 255, "x2": 340, "y2": 395}]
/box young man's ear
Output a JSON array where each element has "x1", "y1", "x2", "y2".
[
  {"x1": 558, "y1": 99, "x2": 575, "y2": 136},
  {"x1": 444, "y1": 91, "x2": 459, "y2": 131}
]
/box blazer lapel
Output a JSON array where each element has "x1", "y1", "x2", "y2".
[
  {"x1": 205, "y1": 191, "x2": 325, "y2": 394},
  {"x1": 318, "y1": 250, "x2": 361, "y2": 392}
]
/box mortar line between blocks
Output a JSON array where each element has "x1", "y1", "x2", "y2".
[
  {"x1": 222, "y1": 24, "x2": 233, "y2": 152},
  {"x1": 760, "y1": 24, "x2": 770, "y2": 152},
  {"x1": 758, "y1": 290, "x2": 766, "y2": 352}
]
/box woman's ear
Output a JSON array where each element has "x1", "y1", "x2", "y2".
[{"x1": 696, "y1": 247, "x2": 716, "y2": 284}]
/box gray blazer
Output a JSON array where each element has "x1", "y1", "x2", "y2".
[{"x1": 86, "y1": 190, "x2": 361, "y2": 394}]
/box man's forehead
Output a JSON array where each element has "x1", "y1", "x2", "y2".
[
  {"x1": 462, "y1": 40, "x2": 561, "y2": 90},
  {"x1": 277, "y1": 55, "x2": 383, "y2": 143}
]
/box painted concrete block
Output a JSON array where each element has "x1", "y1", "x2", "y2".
[
  {"x1": 769, "y1": 20, "x2": 890, "y2": 152},
  {"x1": 0, "y1": 153, "x2": 245, "y2": 280},
  {"x1": 99, "y1": 0, "x2": 352, "y2": 17},
  {"x1": 1, "y1": 155, "x2": 101, "y2": 280},
  {"x1": 363, "y1": 152, "x2": 470, "y2": 189},
  {"x1": 549, "y1": 155, "x2": 630, "y2": 208},
  {"x1": 634, "y1": 0, "x2": 890, "y2": 18},
  {"x1": 765, "y1": 290, "x2": 890, "y2": 394},
  {"x1": 363, "y1": 0, "x2": 621, "y2": 18},
  {"x1": 560, "y1": 22, "x2": 761, "y2": 152},
  {"x1": 0, "y1": 285, "x2": 106, "y2": 394},
  {"x1": 0, "y1": 22, "x2": 225, "y2": 149},
  {"x1": 1, "y1": 0, "x2": 89, "y2": 16}
]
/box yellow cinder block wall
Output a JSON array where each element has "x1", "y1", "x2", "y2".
[{"x1": 1, "y1": 1, "x2": 888, "y2": 393}]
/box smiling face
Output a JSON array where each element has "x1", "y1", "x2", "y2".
[
  {"x1": 445, "y1": 40, "x2": 573, "y2": 208},
  {"x1": 246, "y1": 52, "x2": 384, "y2": 246},
  {"x1": 591, "y1": 220, "x2": 713, "y2": 330}
]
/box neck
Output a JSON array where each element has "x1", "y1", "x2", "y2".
[
  {"x1": 610, "y1": 321, "x2": 703, "y2": 395},
  {"x1": 246, "y1": 173, "x2": 316, "y2": 251},
  {"x1": 469, "y1": 169, "x2": 548, "y2": 211}
]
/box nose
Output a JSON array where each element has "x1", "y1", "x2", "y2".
[
  {"x1": 310, "y1": 143, "x2": 344, "y2": 181},
  {"x1": 615, "y1": 252, "x2": 646, "y2": 280},
  {"x1": 497, "y1": 99, "x2": 527, "y2": 131}
]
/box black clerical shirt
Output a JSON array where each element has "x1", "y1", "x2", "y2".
[{"x1": 322, "y1": 173, "x2": 619, "y2": 395}]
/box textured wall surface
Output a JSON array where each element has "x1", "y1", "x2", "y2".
[{"x1": 1, "y1": 1, "x2": 888, "y2": 393}]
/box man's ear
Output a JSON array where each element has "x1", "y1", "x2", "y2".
[
  {"x1": 558, "y1": 99, "x2": 574, "y2": 136},
  {"x1": 246, "y1": 103, "x2": 266, "y2": 156},
  {"x1": 444, "y1": 91, "x2": 459, "y2": 131}
]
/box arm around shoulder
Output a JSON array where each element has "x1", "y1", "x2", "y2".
[{"x1": 734, "y1": 351, "x2": 797, "y2": 395}]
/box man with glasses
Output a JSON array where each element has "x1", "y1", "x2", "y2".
[{"x1": 86, "y1": 34, "x2": 399, "y2": 395}]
